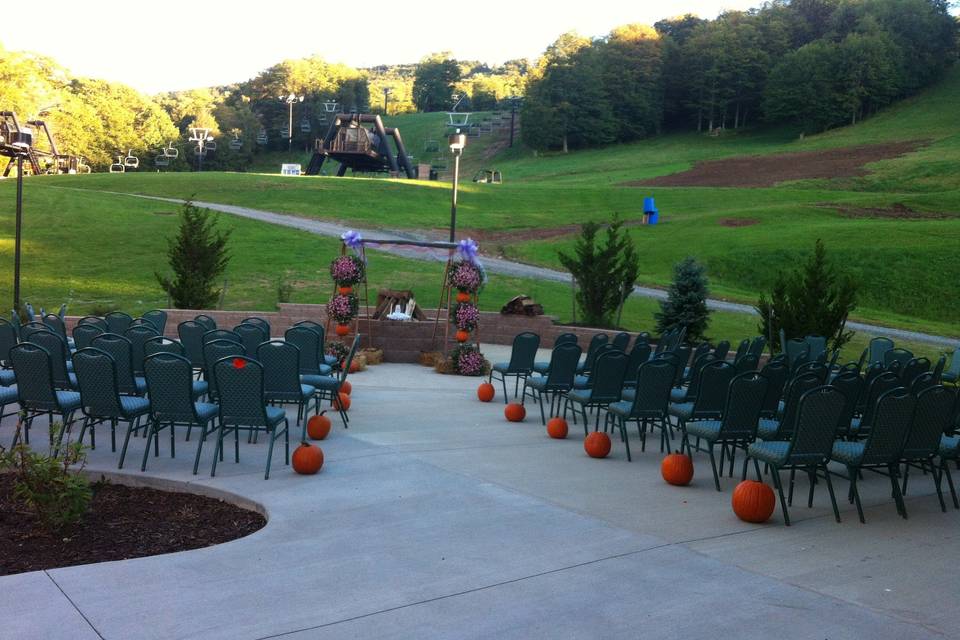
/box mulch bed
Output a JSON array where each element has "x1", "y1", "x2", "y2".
[
  {"x1": 627, "y1": 141, "x2": 926, "y2": 188},
  {"x1": 0, "y1": 474, "x2": 265, "y2": 576},
  {"x1": 830, "y1": 202, "x2": 958, "y2": 220},
  {"x1": 718, "y1": 217, "x2": 760, "y2": 227}
]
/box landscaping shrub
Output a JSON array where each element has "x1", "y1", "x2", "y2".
[
  {"x1": 655, "y1": 257, "x2": 710, "y2": 343},
  {"x1": 156, "y1": 200, "x2": 231, "y2": 309}
]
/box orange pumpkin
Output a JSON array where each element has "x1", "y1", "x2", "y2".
[
  {"x1": 477, "y1": 382, "x2": 495, "y2": 402},
  {"x1": 456, "y1": 291, "x2": 471, "y2": 303},
  {"x1": 335, "y1": 323, "x2": 350, "y2": 337},
  {"x1": 306, "y1": 412, "x2": 331, "y2": 440},
  {"x1": 455, "y1": 330, "x2": 470, "y2": 343},
  {"x1": 732, "y1": 480, "x2": 776, "y2": 523},
  {"x1": 340, "y1": 380, "x2": 352, "y2": 396},
  {"x1": 333, "y1": 392, "x2": 351, "y2": 411},
  {"x1": 546, "y1": 417, "x2": 568, "y2": 439},
  {"x1": 349, "y1": 359, "x2": 361, "y2": 373},
  {"x1": 292, "y1": 442, "x2": 324, "y2": 474},
  {"x1": 504, "y1": 403, "x2": 526, "y2": 422},
  {"x1": 338, "y1": 286, "x2": 353, "y2": 295},
  {"x1": 584, "y1": 432, "x2": 611, "y2": 458},
  {"x1": 661, "y1": 453, "x2": 694, "y2": 486}
]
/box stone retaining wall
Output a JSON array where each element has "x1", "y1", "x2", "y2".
[{"x1": 65, "y1": 304, "x2": 648, "y2": 363}]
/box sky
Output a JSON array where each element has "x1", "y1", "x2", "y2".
[{"x1": 0, "y1": 0, "x2": 761, "y2": 94}]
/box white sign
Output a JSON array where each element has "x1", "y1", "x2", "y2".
[{"x1": 281, "y1": 163, "x2": 302, "y2": 176}]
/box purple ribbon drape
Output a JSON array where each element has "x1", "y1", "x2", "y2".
[{"x1": 457, "y1": 238, "x2": 480, "y2": 265}]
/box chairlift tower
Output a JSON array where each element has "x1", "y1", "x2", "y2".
[
  {"x1": 278, "y1": 93, "x2": 304, "y2": 152},
  {"x1": 188, "y1": 127, "x2": 214, "y2": 172},
  {"x1": 507, "y1": 95, "x2": 523, "y2": 148},
  {"x1": 382, "y1": 87, "x2": 392, "y2": 116}
]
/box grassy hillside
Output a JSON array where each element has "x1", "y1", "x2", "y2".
[{"x1": 2, "y1": 69, "x2": 958, "y2": 345}]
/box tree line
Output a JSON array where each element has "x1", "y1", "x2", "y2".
[{"x1": 521, "y1": 0, "x2": 958, "y2": 151}]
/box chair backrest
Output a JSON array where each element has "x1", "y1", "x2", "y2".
[
  {"x1": 787, "y1": 386, "x2": 846, "y2": 464},
  {"x1": 234, "y1": 323, "x2": 268, "y2": 356},
  {"x1": 104, "y1": 311, "x2": 133, "y2": 335},
  {"x1": 860, "y1": 371, "x2": 903, "y2": 427},
  {"x1": 909, "y1": 372, "x2": 936, "y2": 395},
  {"x1": 204, "y1": 339, "x2": 246, "y2": 397},
  {"x1": 785, "y1": 339, "x2": 810, "y2": 371},
  {"x1": 293, "y1": 319, "x2": 325, "y2": 337},
  {"x1": 23, "y1": 302, "x2": 35, "y2": 322},
  {"x1": 284, "y1": 325, "x2": 323, "y2": 375},
  {"x1": 684, "y1": 353, "x2": 718, "y2": 400},
  {"x1": 338, "y1": 335, "x2": 362, "y2": 384},
  {"x1": 712, "y1": 340, "x2": 731, "y2": 363},
  {"x1": 125, "y1": 324, "x2": 160, "y2": 376},
  {"x1": 795, "y1": 360, "x2": 829, "y2": 383},
  {"x1": 142, "y1": 309, "x2": 168, "y2": 334},
  {"x1": 748, "y1": 336, "x2": 767, "y2": 358},
  {"x1": 257, "y1": 340, "x2": 303, "y2": 398},
  {"x1": 42, "y1": 313, "x2": 69, "y2": 342},
  {"x1": 10, "y1": 342, "x2": 58, "y2": 409},
  {"x1": 91, "y1": 333, "x2": 139, "y2": 394},
  {"x1": 758, "y1": 358, "x2": 790, "y2": 418},
  {"x1": 544, "y1": 343, "x2": 582, "y2": 389},
  {"x1": 144, "y1": 352, "x2": 200, "y2": 423},
  {"x1": 635, "y1": 331, "x2": 651, "y2": 345},
  {"x1": 718, "y1": 371, "x2": 768, "y2": 439},
  {"x1": 77, "y1": 315, "x2": 108, "y2": 331},
  {"x1": 21, "y1": 321, "x2": 50, "y2": 342},
  {"x1": 944, "y1": 348, "x2": 960, "y2": 380},
  {"x1": 804, "y1": 335, "x2": 827, "y2": 362},
  {"x1": 28, "y1": 330, "x2": 73, "y2": 389},
  {"x1": 554, "y1": 332, "x2": 578, "y2": 346},
  {"x1": 836, "y1": 361, "x2": 861, "y2": 376},
  {"x1": 899, "y1": 357, "x2": 930, "y2": 384},
  {"x1": 214, "y1": 356, "x2": 270, "y2": 427},
  {"x1": 72, "y1": 347, "x2": 124, "y2": 418},
  {"x1": 777, "y1": 372, "x2": 824, "y2": 439},
  {"x1": 194, "y1": 314, "x2": 217, "y2": 331},
  {"x1": 587, "y1": 350, "x2": 629, "y2": 403},
  {"x1": 242, "y1": 316, "x2": 271, "y2": 337},
  {"x1": 860, "y1": 388, "x2": 915, "y2": 465},
  {"x1": 623, "y1": 341, "x2": 652, "y2": 385},
  {"x1": 0, "y1": 318, "x2": 18, "y2": 367},
  {"x1": 144, "y1": 336, "x2": 186, "y2": 358},
  {"x1": 734, "y1": 353, "x2": 759, "y2": 374},
  {"x1": 670, "y1": 344, "x2": 693, "y2": 388},
  {"x1": 72, "y1": 322, "x2": 104, "y2": 351},
  {"x1": 868, "y1": 337, "x2": 895, "y2": 366},
  {"x1": 629, "y1": 359, "x2": 677, "y2": 418},
  {"x1": 611, "y1": 332, "x2": 631, "y2": 352},
  {"x1": 829, "y1": 371, "x2": 863, "y2": 437},
  {"x1": 582, "y1": 333, "x2": 609, "y2": 370},
  {"x1": 178, "y1": 321, "x2": 207, "y2": 368},
  {"x1": 931, "y1": 354, "x2": 947, "y2": 383},
  {"x1": 203, "y1": 329, "x2": 241, "y2": 345},
  {"x1": 732, "y1": 339, "x2": 750, "y2": 364},
  {"x1": 506, "y1": 332, "x2": 540, "y2": 373},
  {"x1": 691, "y1": 361, "x2": 737, "y2": 419},
  {"x1": 688, "y1": 342, "x2": 713, "y2": 374},
  {"x1": 884, "y1": 348, "x2": 913, "y2": 368},
  {"x1": 901, "y1": 385, "x2": 956, "y2": 460}
]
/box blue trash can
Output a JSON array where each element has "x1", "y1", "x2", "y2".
[{"x1": 643, "y1": 197, "x2": 659, "y2": 225}]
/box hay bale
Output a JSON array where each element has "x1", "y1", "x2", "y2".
[{"x1": 361, "y1": 347, "x2": 383, "y2": 365}]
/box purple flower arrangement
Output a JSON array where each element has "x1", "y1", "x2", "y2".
[
  {"x1": 327, "y1": 293, "x2": 358, "y2": 323},
  {"x1": 325, "y1": 340, "x2": 348, "y2": 361},
  {"x1": 452, "y1": 344, "x2": 485, "y2": 376},
  {"x1": 330, "y1": 255, "x2": 365, "y2": 286},
  {"x1": 451, "y1": 302, "x2": 480, "y2": 331},
  {"x1": 448, "y1": 260, "x2": 484, "y2": 294}
]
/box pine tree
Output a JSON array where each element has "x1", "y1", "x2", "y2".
[
  {"x1": 156, "y1": 201, "x2": 231, "y2": 309},
  {"x1": 756, "y1": 239, "x2": 857, "y2": 351},
  {"x1": 655, "y1": 257, "x2": 710, "y2": 343}
]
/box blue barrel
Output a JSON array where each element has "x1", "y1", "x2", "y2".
[{"x1": 644, "y1": 197, "x2": 659, "y2": 225}]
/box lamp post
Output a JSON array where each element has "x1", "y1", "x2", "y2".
[
  {"x1": 507, "y1": 95, "x2": 523, "y2": 148},
  {"x1": 382, "y1": 87, "x2": 392, "y2": 116},
  {"x1": 188, "y1": 127, "x2": 214, "y2": 172},
  {"x1": 448, "y1": 129, "x2": 466, "y2": 242},
  {"x1": 278, "y1": 93, "x2": 304, "y2": 152},
  {"x1": 0, "y1": 116, "x2": 32, "y2": 312}
]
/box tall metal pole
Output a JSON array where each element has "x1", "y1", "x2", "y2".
[
  {"x1": 449, "y1": 151, "x2": 460, "y2": 242},
  {"x1": 287, "y1": 101, "x2": 293, "y2": 152},
  {"x1": 13, "y1": 154, "x2": 23, "y2": 311},
  {"x1": 509, "y1": 102, "x2": 517, "y2": 148}
]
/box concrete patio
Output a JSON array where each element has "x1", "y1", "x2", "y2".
[{"x1": 2, "y1": 346, "x2": 957, "y2": 640}]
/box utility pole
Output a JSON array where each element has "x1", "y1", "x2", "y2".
[
  {"x1": 278, "y1": 93, "x2": 304, "y2": 152},
  {"x1": 382, "y1": 87, "x2": 392, "y2": 116},
  {"x1": 448, "y1": 130, "x2": 466, "y2": 242},
  {"x1": 508, "y1": 95, "x2": 523, "y2": 148}
]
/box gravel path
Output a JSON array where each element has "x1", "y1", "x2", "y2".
[{"x1": 84, "y1": 189, "x2": 959, "y2": 349}]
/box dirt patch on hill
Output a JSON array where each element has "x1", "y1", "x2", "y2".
[
  {"x1": 429, "y1": 219, "x2": 651, "y2": 245},
  {"x1": 628, "y1": 141, "x2": 926, "y2": 188},
  {"x1": 829, "y1": 202, "x2": 958, "y2": 220},
  {"x1": 718, "y1": 218, "x2": 760, "y2": 227}
]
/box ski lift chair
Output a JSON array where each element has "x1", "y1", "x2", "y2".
[
  {"x1": 194, "y1": 146, "x2": 205, "y2": 156},
  {"x1": 256, "y1": 130, "x2": 268, "y2": 145},
  {"x1": 229, "y1": 138, "x2": 242, "y2": 151},
  {"x1": 300, "y1": 118, "x2": 311, "y2": 133},
  {"x1": 163, "y1": 144, "x2": 179, "y2": 159},
  {"x1": 109, "y1": 156, "x2": 125, "y2": 173},
  {"x1": 424, "y1": 139, "x2": 439, "y2": 153},
  {"x1": 123, "y1": 150, "x2": 139, "y2": 169},
  {"x1": 280, "y1": 127, "x2": 289, "y2": 139},
  {"x1": 204, "y1": 140, "x2": 217, "y2": 152},
  {"x1": 154, "y1": 154, "x2": 169, "y2": 167},
  {"x1": 447, "y1": 112, "x2": 471, "y2": 127}
]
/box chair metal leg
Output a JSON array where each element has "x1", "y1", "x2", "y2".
[
  {"x1": 537, "y1": 390, "x2": 546, "y2": 425},
  {"x1": 118, "y1": 419, "x2": 136, "y2": 470},
  {"x1": 620, "y1": 417, "x2": 631, "y2": 462},
  {"x1": 926, "y1": 460, "x2": 947, "y2": 512},
  {"x1": 770, "y1": 467, "x2": 791, "y2": 526},
  {"x1": 888, "y1": 464, "x2": 907, "y2": 519},
  {"x1": 787, "y1": 468, "x2": 796, "y2": 506},
  {"x1": 708, "y1": 446, "x2": 722, "y2": 491},
  {"x1": 850, "y1": 467, "x2": 866, "y2": 523},
  {"x1": 822, "y1": 465, "x2": 841, "y2": 523},
  {"x1": 141, "y1": 420, "x2": 157, "y2": 472},
  {"x1": 193, "y1": 420, "x2": 210, "y2": 475},
  {"x1": 941, "y1": 460, "x2": 959, "y2": 509}
]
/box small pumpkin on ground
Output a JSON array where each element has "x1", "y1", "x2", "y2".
[
  {"x1": 584, "y1": 432, "x2": 611, "y2": 458},
  {"x1": 546, "y1": 417, "x2": 568, "y2": 439},
  {"x1": 661, "y1": 452, "x2": 694, "y2": 486},
  {"x1": 477, "y1": 382, "x2": 495, "y2": 402},
  {"x1": 307, "y1": 412, "x2": 332, "y2": 440},
  {"x1": 732, "y1": 480, "x2": 776, "y2": 523},
  {"x1": 504, "y1": 403, "x2": 526, "y2": 422},
  {"x1": 333, "y1": 392, "x2": 351, "y2": 411},
  {"x1": 340, "y1": 380, "x2": 352, "y2": 396},
  {"x1": 292, "y1": 442, "x2": 324, "y2": 475}
]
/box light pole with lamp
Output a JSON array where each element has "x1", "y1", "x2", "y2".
[
  {"x1": 447, "y1": 129, "x2": 466, "y2": 242},
  {"x1": 278, "y1": 93, "x2": 304, "y2": 152},
  {"x1": 0, "y1": 114, "x2": 33, "y2": 311},
  {"x1": 188, "y1": 127, "x2": 214, "y2": 172}
]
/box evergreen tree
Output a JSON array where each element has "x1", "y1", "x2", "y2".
[
  {"x1": 756, "y1": 239, "x2": 858, "y2": 352},
  {"x1": 655, "y1": 258, "x2": 711, "y2": 343},
  {"x1": 156, "y1": 201, "x2": 231, "y2": 310},
  {"x1": 558, "y1": 216, "x2": 640, "y2": 328}
]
